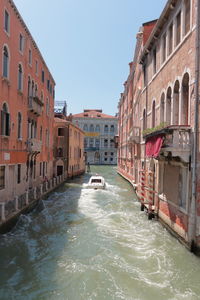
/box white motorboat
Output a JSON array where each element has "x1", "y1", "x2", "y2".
[{"x1": 87, "y1": 175, "x2": 106, "y2": 189}]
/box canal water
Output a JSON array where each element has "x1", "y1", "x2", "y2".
[{"x1": 0, "y1": 166, "x2": 200, "y2": 300}]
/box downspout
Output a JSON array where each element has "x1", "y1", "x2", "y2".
[{"x1": 190, "y1": 0, "x2": 200, "y2": 251}]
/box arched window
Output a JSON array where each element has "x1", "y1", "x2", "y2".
[
  {"x1": 160, "y1": 93, "x2": 165, "y2": 123},
  {"x1": 173, "y1": 80, "x2": 180, "y2": 125},
  {"x1": 182, "y1": 73, "x2": 189, "y2": 125},
  {"x1": 18, "y1": 64, "x2": 23, "y2": 91},
  {"x1": 95, "y1": 124, "x2": 100, "y2": 132},
  {"x1": 46, "y1": 129, "x2": 48, "y2": 146},
  {"x1": 28, "y1": 77, "x2": 31, "y2": 97},
  {"x1": 46, "y1": 98, "x2": 49, "y2": 116},
  {"x1": 110, "y1": 125, "x2": 115, "y2": 132},
  {"x1": 35, "y1": 84, "x2": 38, "y2": 97},
  {"x1": 1, "y1": 103, "x2": 10, "y2": 136},
  {"x1": 57, "y1": 147, "x2": 63, "y2": 157},
  {"x1": 104, "y1": 125, "x2": 108, "y2": 133},
  {"x1": 3, "y1": 46, "x2": 9, "y2": 78},
  {"x1": 152, "y1": 100, "x2": 156, "y2": 128},
  {"x1": 17, "y1": 112, "x2": 22, "y2": 139},
  {"x1": 83, "y1": 124, "x2": 88, "y2": 132},
  {"x1": 31, "y1": 120, "x2": 34, "y2": 138},
  {"x1": 166, "y1": 87, "x2": 172, "y2": 125},
  {"x1": 31, "y1": 81, "x2": 34, "y2": 97},
  {"x1": 90, "y1": 124, "x2": 94, "y2": 132}
]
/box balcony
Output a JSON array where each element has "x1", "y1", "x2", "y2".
[
  {"x1": 85, "y1": 147, "x2": 99, "y2": 151},
  {"x1": 27, "y1": 138, "x2": 42, "y2": 152},
  {"x1": 28, "y1": 96, "x2": 44, "y2": 116},
  {"x1": 128, "y1": 127, "x2": 140, "y2": 144},
  {"x1": 144, "y1": 125, "x2": 191, "y2": 162}
]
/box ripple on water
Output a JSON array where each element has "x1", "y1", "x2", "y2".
[{"x1": 1, "y1": 167, "x2": 200, "y2": 300}]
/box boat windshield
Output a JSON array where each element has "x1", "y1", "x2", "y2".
[{"x1": 91, "y1": 179, "x2": 102, "y2": 183}]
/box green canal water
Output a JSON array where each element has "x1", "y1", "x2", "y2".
[{"x1": 0, "y1": 166, "x2": 200, "y2": 300}]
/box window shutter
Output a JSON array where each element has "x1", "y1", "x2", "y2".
[
  {"x1": 0, "y1": 111, "x2": 4, "y2": 135},
  {"x1": 6, "y1": 112, "x2": 10, "y2": 136}
]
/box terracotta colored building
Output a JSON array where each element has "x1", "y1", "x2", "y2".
[
  {"x1": 0, "y1": 1, "x2": 55, "y2": 215},
  {"x1": 118, "y1": 0, "x2": 200, "y2": 252},
  {"x1": 53, "y1": 117, "x2": 85, "y2": 179}
]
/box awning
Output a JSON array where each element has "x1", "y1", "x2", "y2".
[{"x1": 145, "y1": 135, "x2": 164, "y2": 158}]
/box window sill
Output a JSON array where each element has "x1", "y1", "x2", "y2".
[
  {"x1": 2, "y1": 76, "x2": 10, "y2": 86},
  {"x1": 17, "y1": 90, "x2": 23, "y2": 96},
  {"x1": 0, "y1": 135, "x2": 10, "y2": 139},
  {"x1": 4, "y1": 29, "x2": 10, "y2": 37}
]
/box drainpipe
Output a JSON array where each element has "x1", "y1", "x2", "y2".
[{"x1": 190, "y1": 0, "x2": 200, "y2": 251}]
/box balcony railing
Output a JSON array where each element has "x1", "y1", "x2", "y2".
[
  {"x1": 144, "y1": 125, "x2": 191, "y2": 162},
  {"x1": 28, "y1": 96, "x2": 44, "y2": 116},
  {"x1": 27, "y1": 138, "x2": 42, "y2": 152},
  {"x1": 85, "y1": 147, "x2": 99, "y2": 151}
]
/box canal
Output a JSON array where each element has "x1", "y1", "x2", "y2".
[{"x1": 0, "y1": 166, "x2": 200, "y2": 300}]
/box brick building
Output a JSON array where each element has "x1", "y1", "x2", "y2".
[
  {"x1": 53, "y1": 117, "x2": 85, "y2": 179},
  {"x1": 0, "y1": 0, "x2": 55, "y2": 219},
  {"x1": 118, "y1": 0, "x2": 200, "y2": 252}
]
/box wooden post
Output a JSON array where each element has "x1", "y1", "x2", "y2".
[{"x1": 0, "y1": 203, "x2": 6, "y2": 221}]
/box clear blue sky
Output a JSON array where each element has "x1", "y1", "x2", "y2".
[{"x1": 14, "y1": 0, "x2": 166, "y2": 116}]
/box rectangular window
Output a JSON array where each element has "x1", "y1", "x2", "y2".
[
  {"x1": 40, "y1": 162, "x2": 42, "y2": 176},
  {"x1": 42, "y1": 70, "x2": 45, "y2": 83},
  {"x1": 58, "y1": 127, "x2": 65, "y2": 136},
  {"x1": 1, "y1": 110, "x2": 10, "y2": 136},
  {"x1": 162, "y1": 33, "x2": 166, "y2": 63},
  {"x1": 43, "y1": 162, "x2": 45, "y2": 178},
  {"x1": 4, "y1": 10, "x2": 9, "y2": 34},
  {"x1": 47, "y1": 79, "x2": 50, "y2": 91},
  {"x1": 19, "y1": 34, "x2": 24, "y2": 52},
  {"x1": 168, "y1": 23, "x2": 173, "y2": 55},
  {"x1": 35, "y1": 60, "x2": 38, "y2": 75},
  {"x1": 176, "y1": 12, "x2": 181, "y2": 46},
  {"x1": 0, "y1": 166, "x2": 5, "y2": 190},
  {"x1": 84, "y1": 138, "x2": 88, "y2": 148},
  {"x1": 153, "y1": 48, "x2": 157, "y2": 74},
  {"x1": 89, "y1": 138, "x2": 94, "y2": 147},
  {"x1": 185, "y1": 0, "x2": 191, "y2": 35},
  {"x1": 17, "y1": 164, "x2": 21, "y2": 184},
  {"x1": 28, "y1": 49, "x2": 32, "y2": 65}
]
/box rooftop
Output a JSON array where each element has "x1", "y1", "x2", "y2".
[{"x1": 72, "y1": 109, "x2": 118, "y2": 119}]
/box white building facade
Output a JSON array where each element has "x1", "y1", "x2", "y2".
[{"x1": 72, "y1": 110, "x2": 118, "y2": 165}]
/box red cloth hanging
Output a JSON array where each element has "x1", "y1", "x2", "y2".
[{"x1": 145, "y1": 135, "x2": 163, "y2": 158}]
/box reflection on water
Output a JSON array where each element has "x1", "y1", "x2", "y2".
[{"x1": 0, "y1": 166, "x2": 200, "y2": 300}]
